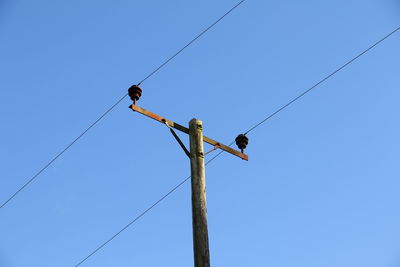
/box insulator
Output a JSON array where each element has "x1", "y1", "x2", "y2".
[
  {"x1": 235, "y1": 134, "x2": 248, "y2": 153},
  {"x1": 128, "y1": 85, "x2": 142, "y2": 103}
]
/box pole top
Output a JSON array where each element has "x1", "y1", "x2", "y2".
[{"x1": 190, "y1": 118, "x2": 203, "y2": 126}]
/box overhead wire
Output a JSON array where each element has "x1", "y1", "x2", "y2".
[
  {"x1": 0, "y1": 93, "x2": 128, "y2": 209},
  {"x1": 0, "y1": 0, "x2": 248, "y2": 210},
  {"x1": 73, "y1": 25, "x2": 400, "y2": 266},
  {"x1": 243, "y1": 26, "x2": 400, "y2": 135},
  {"x1": 137, "y1": 0, "x2": 247, "y2": 85},
  {"x1": 74, "y1": 149, "x2": 225, "y2": 267}
]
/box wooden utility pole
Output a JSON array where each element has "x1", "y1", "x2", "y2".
[
  {"x1": 189, "y1": 119, "x2": 210, "y2": 267},
  {"x1": 128, "y1": 86, "x2": 248, "y2": 267}
]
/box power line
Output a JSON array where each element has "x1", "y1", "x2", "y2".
[
  {"x1": 137, "y1": 0, "x2": 247, "y2": 85},
  {"x1": 73, "y1": 25, "x2": 400, "y2": 265},
  {"x1": 0, "y1": 0, "x2": 248, "y2": 210},
  {"x1": 74, "y1": 149, "x2": 225, "y2": 267},
  {"x1": 0, "y1": 93, "x2": 128, "y2": 210},
  {"x1": 243, "y1": 26, "x2": 400, "y2": 135}
]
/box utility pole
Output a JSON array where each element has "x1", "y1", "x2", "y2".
[
  {"x1": 128, "y1": 85, "x2": 249, "y2": 267},
  {"x1": 189, "y1": 119, "x2": 210, "y2": 267}
]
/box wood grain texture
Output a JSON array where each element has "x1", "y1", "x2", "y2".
[{"x1": 189, "y1": 119, "x2": 210, "y2": 267}]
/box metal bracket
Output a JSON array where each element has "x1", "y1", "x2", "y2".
[{"x1": 204, "y1": 143, "x2": 221, "y2": 156}]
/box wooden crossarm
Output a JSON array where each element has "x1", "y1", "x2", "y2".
[{"x1": 130, "y1": 104, "x2": 248, "y2": 161}]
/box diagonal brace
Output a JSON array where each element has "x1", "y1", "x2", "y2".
[{"x1": 168, "y1": 127, "x2": 191, "y2": 158}]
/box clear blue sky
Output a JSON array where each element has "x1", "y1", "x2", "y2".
[{"x1": 1, "y1": 0, "x2": 400, "y2": 266}]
